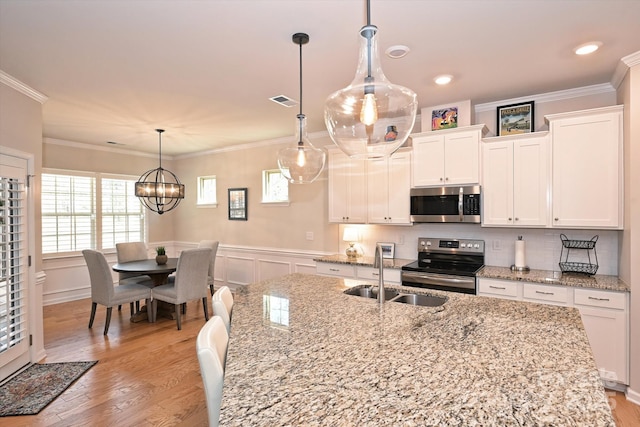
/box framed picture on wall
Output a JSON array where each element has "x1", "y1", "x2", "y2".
[
  {"x1": 228, "y1": 188, "x2": 247, "y2": 220},
  {"x1": 497, "y1": 101, "x2": 535, "y2": 136}
]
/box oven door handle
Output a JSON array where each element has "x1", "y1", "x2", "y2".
[
  {"x1": 402, "y1": 272, "x2": 474, "y2": 286},
  {"x1": 458, "y1": 186, "x2": 464, "y2": 222}
]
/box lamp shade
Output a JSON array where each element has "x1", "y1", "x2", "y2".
[
  {"x1": 278, "y1": 114, "x2": 326, "y2": 184},
  {"x1": 343, "y1": 227, "x2": 359, "y2": 242},
  {"x1": 325, "y1": 24, "x2": 417, "y2": 159}
]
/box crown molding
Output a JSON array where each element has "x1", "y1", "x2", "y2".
[
  {"x1": 0, "y1": 70, "x2": 48, "y2": 104},
  {"x1": 43, "y1": 137, "x2": 164, "y2": 160},
  {"x1": 611, "y1": 50, "x2": 640, "y2": 89},
  {"x1": 474, "y1": 83, "x2": 615, "y2": 113}
]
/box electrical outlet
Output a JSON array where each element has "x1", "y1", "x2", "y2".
[
  {"x1": 492, "y1": 240, "x2": 502, "y2": 251},
  {"x1": 306, "y1": 231, "x2": 314, "y2": 241}
]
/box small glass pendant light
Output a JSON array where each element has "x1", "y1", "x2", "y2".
[
  {"x1": 277, "y1": 33, "x2": 326, "y2": 184},
  {"x1": 324, "y1": 0, "x2": 418, "y2": 159}
]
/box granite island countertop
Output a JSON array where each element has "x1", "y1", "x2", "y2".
[
  {"x1": 479, "y1": 265, "x2": 630, "y2": 292},
  {"x1": 219, "y1": 273, "x2": 614, "y2": 426}
]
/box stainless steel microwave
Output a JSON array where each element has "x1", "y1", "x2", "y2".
[{"x1": 410, "y1": 185, "x2": 481, "y2": 223}]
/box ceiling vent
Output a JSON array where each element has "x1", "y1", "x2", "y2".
[{"x1": 270, "y1": 95, "x2": 298, "y2": 107}]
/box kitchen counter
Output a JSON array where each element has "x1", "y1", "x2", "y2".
[
  {"x1": 479, "y1": 265, "x2": 630, "y2": 292},
  {"x1": 219, "y1": 273, "x2": 614, "y2": 426},
  {"x1": 314, "y1": 254, "x2": 412, "y2": 269}
]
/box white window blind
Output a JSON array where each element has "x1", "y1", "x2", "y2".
[
  {"x1": 101, "y1": 177, "x2": 145, "y2": 250},
  {"x1": 0, "y1": 176, "x2": 26, "y2": 354},
  {"x1": 42, "y1": 171, "x2": 146, "y2": 255},
  {"x1": 41, "y1": 173, "x2": 95, "y2": 254}
]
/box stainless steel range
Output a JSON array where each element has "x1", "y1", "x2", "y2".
[{"x1": 401, "y1": 237, "x2": 485, "y2": 294}]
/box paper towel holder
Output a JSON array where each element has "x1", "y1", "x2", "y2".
[{"x1": 511, "y1": 236, "x2": 530, "y2": 272}]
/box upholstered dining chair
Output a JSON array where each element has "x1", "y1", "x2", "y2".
[
  {"x1": 198, "y1": 240, "x2": 219, "y2": 295},
  {"x1": 196, "y1": 316, "x2": 229, "y2": 427},
  {"x1": 82, "y1": 249, "x2": 152, "y2": 335},
  {"x1": 116, "y1": 241, "x2": 151, "y2": 312},
  {"x1": 151, "y1": 248, "x2": 211, "y2": 330},
  {"x1": 212, "y1": 286, "x2": 234, "y2": 333}
]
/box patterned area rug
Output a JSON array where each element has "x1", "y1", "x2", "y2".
[{"x1": 0, "y1": 361, "x2": 97, "y2": 416}]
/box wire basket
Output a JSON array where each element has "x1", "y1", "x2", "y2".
[
  {"x1": 559, "y1": 261, "x2": 598, "y2": 275},
  {"x1": 558, "y1": 234, "x2": 599, "y2": 276}
]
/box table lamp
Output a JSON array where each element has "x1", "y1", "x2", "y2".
[{"x1": 343, "y1": 228, "x2": 360, "y2": 259}]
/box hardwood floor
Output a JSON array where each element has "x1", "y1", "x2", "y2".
[{"x1": 2, "y1": 297, "x2": 639, "y2": 426}]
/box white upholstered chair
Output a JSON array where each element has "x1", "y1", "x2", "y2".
[
  {"x1": 82, "y1": 249, "x2": 152, "y2": 335},
  {"x1": 151, "y1": 248, "x2": 211, "y2": 330},
  {"x1": 198, "y1": 240, "x2": 219, "y2": 295},
  {"x1": 116, "y1": 242, "x2": 152, "y2": 312},
  {"x1": 212, "y1": 286, "x2": 234, "y2": 333},
  {"x1": 196, "y1": 316, "x2": 229, "y2": 427}
]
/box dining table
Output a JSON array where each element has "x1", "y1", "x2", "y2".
[{"x1": 112, "y1": 257, "x2": 178, "y2": 322}]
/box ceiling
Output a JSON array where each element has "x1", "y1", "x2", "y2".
[{"x1": 1, "y1": 0, "x2": 639, "y2": 156}]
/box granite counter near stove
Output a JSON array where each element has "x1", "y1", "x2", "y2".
[{"x1": 220, "y1": 273, "x2": 614, "y2": 426}]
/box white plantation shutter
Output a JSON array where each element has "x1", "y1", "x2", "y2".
[
  {"x1": 101, "y1": 177, "x2": 145, "y2": 250},
  {"x1": 0, "y1": 153, "x2": 30, "y2": 381}
]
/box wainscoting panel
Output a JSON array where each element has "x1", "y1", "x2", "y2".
[{"x1": 42, "y1": 242, "x2": 330, "y2": 305}]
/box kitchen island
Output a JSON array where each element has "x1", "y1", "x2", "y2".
[{"x1": 219, "y1": 273, "x2": 614, "y2": 426}]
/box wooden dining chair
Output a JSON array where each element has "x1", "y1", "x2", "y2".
[
  {"x1": 198, "y1": 240, "x2": 219, "y2": 295},
  {"x1": 82, "y1": 249, "x2": 152, "y2": 335},
  {"x1": 151, "y1": 248, "x2": 211, "y2": 329},
  {"x1": 196, "y1": 316, "x2": 229, "y2": 427},
  {"x1": 212, "y1": 286, "x2": 234, "y2": 333}
]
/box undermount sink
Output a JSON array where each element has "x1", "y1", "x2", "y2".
[
  {"x1": 343, "y1": 285, "x2": 399, "y2": 301},
  {"x1": 343, "y1": 286, "x2": 447, "y2": 307},
  {"x1": 389, "y1": 293, "x2": 447, "y2": 307}
]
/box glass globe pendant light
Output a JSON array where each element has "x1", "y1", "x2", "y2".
[
  {"x1": 135, "y1": 129, "x2": 185, "y2": 214},
  {"x1": 277, "y1": 33, "x2": 326, "y2": 184},
  {"x1": 324, "y1": 0, "x2": 418, "y2": 159}
]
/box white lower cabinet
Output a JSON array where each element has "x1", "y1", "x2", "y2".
[
  {"x1": 574, "y1": 288, "x2": 628, "y2": 385},
  {"x1": 477, "y1": 278, "x2": 629, "y2": 385},
  {"x1": 315, "y1": 262, "x2": 355, "y2": 278},
  {"x1": 315, "y1": 262, "x2": 401, "y2": 284}
]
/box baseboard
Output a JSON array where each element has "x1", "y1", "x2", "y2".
[{"x1": 626, "y1": 386, "x2": 640, "y2": 406}]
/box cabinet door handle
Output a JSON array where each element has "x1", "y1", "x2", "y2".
[
  {"x1": 554, "y1": 218, "x2": 559, "y2": 221},
  {"x1": 536, "y1": 290, "x2": 554, "y2": 295},
  {"x1": 329, "y1": 268, "x2": 340, "y2": 272},
  {"x1": 588, "y1": 296, "x2": 610, "y2": 302},
  {"x1": 489, "y1": 285, "x2": 506, "y2": 290},
  {"x1": 515, "y1": 217, "x2": 519, "y2": 221},
  {"x1": 372, "y1": 272, "x2": 379, "y2": 276}
]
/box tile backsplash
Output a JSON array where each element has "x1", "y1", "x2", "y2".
[{"x1": 340, "y1": 224, "x2": 620, "y2": 276}]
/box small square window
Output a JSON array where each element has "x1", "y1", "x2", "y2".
[
  {"x1": 197, "y1": 175, "x2": 217, "y2": 206},
  {"x1": 262, "y1": 170, "x2": 289, "y2": 204}
]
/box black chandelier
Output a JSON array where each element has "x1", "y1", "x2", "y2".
[{"x1": 135, "y1": 129, "x2": 185, "y2": 214}]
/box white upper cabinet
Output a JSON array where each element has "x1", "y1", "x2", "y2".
[
  {"x1": 412, "y1": 125, "x2": 487, "y2": 187},
  {"x1": 327, "y1": 148, "x2": 367, "y2": 223},
  {"x1": 367, "y1": 150, "x2": 412, "y2": 224},
  {"x1": 482, "y1": 132, "x2": 550, "y2": 227},
  {"x1": 546, "y1": 106, "x2": 623, "y2": 229}
]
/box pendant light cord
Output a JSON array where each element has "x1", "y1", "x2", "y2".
[
  {"x1": 297, "y1": 36, "x2": 304, "y2": 146},
  {"x1": 156, "y1": 129, "x2": 164, "y2": 169}
]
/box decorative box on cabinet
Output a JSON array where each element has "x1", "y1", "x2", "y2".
[
  {"x1": 327, "y1": 148, "x2": 367, "y2": 223},
  {"x1": 546, "y1": 106, "x2": 623, "y2": 229},
  {"x1": 411, "y1": 124, "x2": 487, "y2": 187},
  {"x1": 481, "y1": 132, "x2": 549, "y2": 227},
  {"x1": 367, "y1": 149, "x2": 412, "y2": 224}
]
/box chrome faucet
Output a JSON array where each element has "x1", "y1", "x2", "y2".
[{"x1": 374, "y1": 243, "x2": 384, "y2": 304}]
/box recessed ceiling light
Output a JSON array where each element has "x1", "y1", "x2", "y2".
[
  {"x1": 574, "y1": 41, "x2": 602, "y2": 55},
  {"x1": 434, "y1": 74, "x2": 453, "y2": 85},
  {"x1": 385, "y1": 45, "x2": 410, "y2": 59}
]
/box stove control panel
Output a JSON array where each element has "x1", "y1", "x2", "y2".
[{"x1": 418, "y1": 237, "x2": 485, "y2": 254}]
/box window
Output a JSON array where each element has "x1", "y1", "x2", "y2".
[
  {"x1": 197, "y1": 175, "x2": 217, "y2": 206},
  {"x1": 42, "y1": 170, "x2": 145, "y2": 255},
  {"x1": 262, "y1": 169, "x2": 288, "y2": 204}
]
